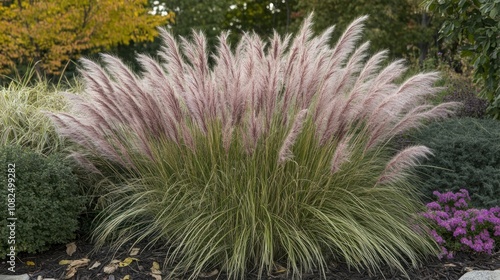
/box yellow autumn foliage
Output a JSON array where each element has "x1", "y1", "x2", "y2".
[{"x1": 0, "y1": 0, "x2": 173, "y2": 75}]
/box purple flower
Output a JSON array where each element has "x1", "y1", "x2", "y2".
[
  {"x1": 454, "y1": 198, "x2": 468, "y2": 208},
  {"x1": 426, "y1": 201, "x2": 441, "y2": 211},
  {"x1": 470, "y1": 224, "x2": 476, "y2": 231},
  {"x1": 453, "y1": 227, "x2": 467, "y2": 237},
  {"x1": 438, "y1": 246, "x2": 449, "y2": 259},
  {"x1": 483, "y1": 239, "x2": 495, "y2": 253},
  {"x1": 421, "y1": 189, "x2": 499, "y2": 259},
  {"x1": 460, "y1": 237, "x2": 472, "y2": 246},
  {"x1": 436, "y1": 211, "x2": 450, "y2": 219},
  {"x1": 490, "y1": 207, "x2": 500, "y2": 215},
  {"x1": 458, "y1": 189, "x2": 470, "y2": 200},
  {"x1": 430, "y1": 229, "x2": 445, "y2": 244},
  {"x1": 488, "y1": 216, "x2": 500, "y2": 225},
  {"x1": 446, "y1": 250, "x2": 454, "y2": 259},
  {"x1": 494, "y1": 225, "x2": 500, "y2": 236}
]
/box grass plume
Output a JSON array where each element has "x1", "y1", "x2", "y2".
[{"x1": 49, "y1": 14, "x2": 459, "y2": 279}]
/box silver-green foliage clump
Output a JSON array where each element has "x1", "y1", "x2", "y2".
[
  {"x1": 0, "y1": 70, "x2": 78, "y2": 154},
  {"x1": 49, "y1": 15, "x2": 459, "y2": 279}
]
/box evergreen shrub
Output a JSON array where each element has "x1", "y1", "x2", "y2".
[
  {"x1": 412, "y1": 117, "x2": 500, "y2": 208},
  {"x1": 0, "y1": 145, "x2": 84, "y2": 257}
]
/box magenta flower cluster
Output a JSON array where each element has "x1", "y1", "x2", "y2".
[{"x1": 422, "y1": 189, "x2": 500, "y2": 259}]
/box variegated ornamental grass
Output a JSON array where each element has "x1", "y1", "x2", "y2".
[
  {"x1": 49, "y1": 15, "x2": 460, "y2": 279},
  {"x1": 0, "y1": 69, "x2": 73, "y2": 154}
]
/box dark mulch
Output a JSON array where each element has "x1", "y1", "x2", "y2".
[{"x1": 1, "y1": 239, "x2": 499, "y2": 280}]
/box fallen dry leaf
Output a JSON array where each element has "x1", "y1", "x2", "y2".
[
  {"x1": 103, "y1": 262, "x2": 119, "y2": 274},
  {"x1": 59, "y1": 258, "x2": 89, "y2": 267},
  {"x1": 464, "y1": 267, "x2": 474, "y2": 272},
  {"x1": 150, "y1": 261, "x2": 162, "y2": 275},
  {"x1": 129, "y1": 247, "x2": 140, "y2": 256},
  {"x1": 274, "y1": 264, "x2": 287, "y2": 274},
  {"x1": 89, "y1": 261, "x2": 101, "y2": 270},
  {"x1": 68, "y1": 258, "x2": 90, "y2": 268},
  {"x1": 65, "y1": 267, "x2": 78, "y2": 279},
  {"x1": 119, "y1": 257, "x2": 138, "y2": 267},
  {"x1": 149, "y1": 273, "x2": 162, "y2": 280},
  {"x1": 66, "y1": 242, "x2": 77, "y2": 256},
  {"x1": 199, "y1": 269, "x2": 219, "y2": 278},
  {"x1": 63, "y1": 258, "x2": 90, "y2": 279},
  {"x1": 26, "y1": 261, "x2": 35, "y2": 266},
  {"x1": 122, "y1": 275, "x2": 131, "y2": 280}
]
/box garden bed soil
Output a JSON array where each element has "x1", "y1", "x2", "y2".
[{"x1": 1, "y1": 239, "x2": 499, "y2": 280}]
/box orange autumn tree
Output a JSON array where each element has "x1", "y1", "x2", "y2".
[{"x1": 0, "y1": 0, "x2": 174, "y2": 75}]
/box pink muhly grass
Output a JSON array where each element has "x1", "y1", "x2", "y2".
[
  {"x1": 330, "y1": 135, "x2": 352, "y2": 174},
  {"x1": 278, "y1": 109, "x2": 309, "y2": 164},
  {"x1": 377, "y1": 145, "x2": 433, "y2": 184},
  {"x1": 387, "y1": 102, "x2": 461, "y2": 139},
  {"x1": 48, "y1": 13, "x2": 457, "y2": 177},
  {"x1": 45, "y1": 14, "x2": 462, "y2": 279}
]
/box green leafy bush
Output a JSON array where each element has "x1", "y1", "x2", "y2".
[
  {"x1": 411, "y1": 118, "x2": 500, "y2": 208},
  {"x1": 0, "y1": 145, "x2": 84, "y2": 257},
  {"x1": 49, "y1": 15, "x2": 459, "y2": 279},
  {"x1": 424, "y1": 0, "x2": 500, "y2": 119}
]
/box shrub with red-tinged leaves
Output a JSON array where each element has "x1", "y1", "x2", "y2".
[{"x1": 423, "y1": 189, "x2": 500, "y2": 259}]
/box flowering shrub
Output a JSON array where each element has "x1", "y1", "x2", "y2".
[{"x1": 423, "y1": 189, "x2": 500, "y2": 259}]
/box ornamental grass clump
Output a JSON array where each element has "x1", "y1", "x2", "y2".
[
  {"x1": 423, "y1": 189, "x2": 500, "y2": 259},
  {"x1": 48, "y1": 15, "x2": 459, "y2": 279},
  {"x1": 0, "y1": 68, "x2": 72, "y2": 154}
]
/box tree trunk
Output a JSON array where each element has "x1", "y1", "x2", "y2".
[{"x1": 418, "y1": 12, "x2": 430, "y2": 66}]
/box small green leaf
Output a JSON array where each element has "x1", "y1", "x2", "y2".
[
  {"x1": 461, "y1": 50, "x2": 474, "y2": 57},
  {"x1": 489, "y1": 7, "x2": 498, "y2": 18}
]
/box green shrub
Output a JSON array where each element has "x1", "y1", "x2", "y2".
[
  {"x1": 0, "y1": 145, "x2": 84, "y2": 257},
  {"x1": 411, "y1": 118, "x2": 500, "y2": 208},
  {"x1": 440, "y1": 73, "x2": 489, "y2": 119},
  {"x1": 424, "y1": 0, "x2": 500, "y2": 119},
  {"x1": 406, "y1": 54, "x2": 488, "y2": 119},
  {"x1": 49, "y1": 15, "x2": 460, "y2": 279}
]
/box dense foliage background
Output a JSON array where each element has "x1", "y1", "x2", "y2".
[
  {"x1": 1, "y1": 0, "x2": 500, "y2": 278},
  {"x1": 2, "y1": 0, "x2": 497, "y2": 119}
]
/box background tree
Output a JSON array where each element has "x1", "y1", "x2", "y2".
[
  {"x1": 222, "y1": 0, "x2": 297, "y2": 43},
  {"x1": 158, "y1": 0, "x2": 230, "y2": 40},
  {"x1": 424, "y1": 0, "x2": 500, "y2": 118},
  {"x1": 0, "y1": 0, "x2": 173, "y2": 76},
  {"x1": 296, "y1": 0, "x2": 438, "y2": 61},
  {"x1": 157, "y1": 0, "x2": 296, "y2": 47}
]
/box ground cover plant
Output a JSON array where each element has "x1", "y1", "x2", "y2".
[
  {"x1": 48, "y1": 15, "x2": 459, "y2": 279},
  {"x1": 422, "y1": 189, "x2": 500, "y2": 259},
  {"x1": 411, "y1": 117, "x2": 500, "y2": 208}
]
